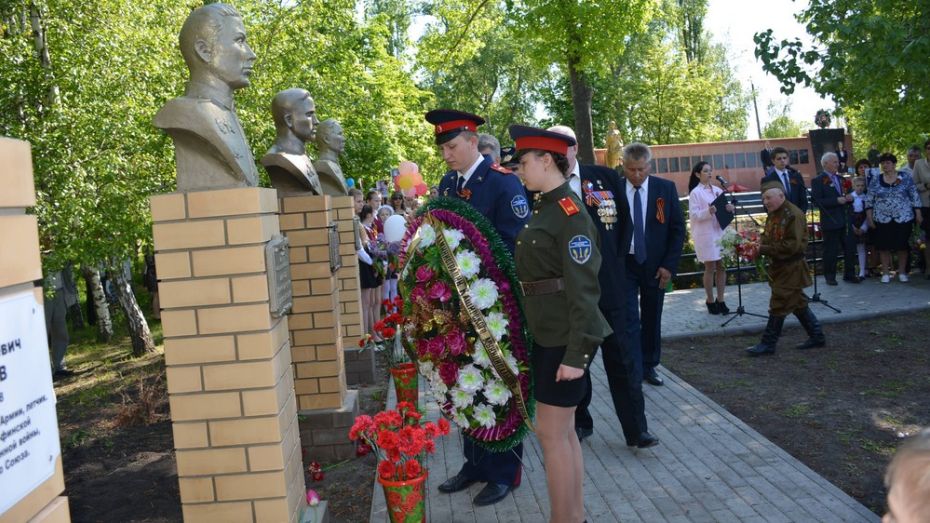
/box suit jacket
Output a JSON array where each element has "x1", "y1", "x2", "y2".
[
  {"x1": 761, "y1": 148, "x2": 774, "y2": 169},
  {"x1": 810, "y1": 171, "x2": 850, "y2": 231},
  {"x1": 438, "y1": 155, "x2": 529, "y2": 252},
  {"x1": 579, "y1": 164, "x2": 629, "y2": 312},
  {"x1": 620, "y1": 176, "x2": 686, "y2": 286},
  {"x1": 762, "y1": 168, "x2": 809, "y2": 212}
]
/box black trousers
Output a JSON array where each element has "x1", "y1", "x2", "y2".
[
  {"x1": 625, "y1": 255, "x2": 665, "y2": 372},
  {"x1": 458, "y1": 439, "x2": 522, "y2": 486},
  {"x1": 575, "y1": 308, "x2": 647, "y2": 444},
  {"x1": 821, "y1": 226, "x2": 856, "y2": 280}
]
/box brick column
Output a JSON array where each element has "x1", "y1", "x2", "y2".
[
  {"x1": 279, "y1": 195, "x2": 359, "y2": 462},
  {"x1": 151, "y1": 188, "x2": 306, "y2": 523},
  {"x1": 332, "y1": 196, "x2": 375, "y2": 385},
  {"x1": 0, "y1": 138, "x2": 72, "y2": 522}
]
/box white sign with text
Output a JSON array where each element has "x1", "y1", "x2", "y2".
[{"x1": 0, "y1": 290, "x2": 61, "y2": 515}]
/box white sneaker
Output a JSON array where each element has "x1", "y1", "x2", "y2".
[
  {"x1": 899, "y1": 273, "x2": 909, "y2": 282},
  {"x1": 881, "y1": 274, "x2": 891, "y2": 283}
]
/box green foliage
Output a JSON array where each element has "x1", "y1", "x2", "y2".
[
  {"x1": 764, "y1": 115, "x2": 805, "y2": 138},
  {"x1": 753, "y1": 0, "x2": 930, "y2": 149}
]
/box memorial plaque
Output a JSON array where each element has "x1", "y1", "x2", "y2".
[
  {"x1": 265, "y1": 235, "x2": 293, "y2": 317},
  {"x1": 328, "y1": 222, "x2": 342, "y2": 274}
]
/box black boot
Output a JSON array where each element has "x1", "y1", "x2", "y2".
[
  {"x1": 746, "y1": 315, "x2": 784, "y2": 356},
  {"x1": 793, "y1": 306, "x2": 826, "y2": 349}
]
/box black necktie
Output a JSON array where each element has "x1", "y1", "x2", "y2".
[
  {"x1": 456, "y1": 175, "x2": 466, "y2": 194},
  {"x1": 781, "y1": 172, "x2": 791, "y2": 198}
]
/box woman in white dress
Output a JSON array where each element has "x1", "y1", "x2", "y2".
[{"x1": 688, "y1": 162, "x2": 734, "y2": 314}]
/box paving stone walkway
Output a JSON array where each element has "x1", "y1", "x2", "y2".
[{"x1": 370, "y1": 275, "x2": 930, "y2": 522}]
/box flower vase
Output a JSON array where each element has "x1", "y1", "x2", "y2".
[
  {"x1": 390, "y1": 362, "x2": 418, "y2": 406},
  {"x1": 379, "y1": 472, "x2": 427, "y2": 523}
]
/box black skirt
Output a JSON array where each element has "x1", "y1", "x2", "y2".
[
  {"x1": 531, "y1": 343, "x2": 587, "y2": 407},
  {"x1": 358, "y1": 261, "x2": 382, "y2": 289},
  {"x1": 873, "y1": 220, "x2": 913, "y2": 252}
]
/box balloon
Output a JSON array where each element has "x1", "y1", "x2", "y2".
[
  {"x1": 398, "y1": 161, "x2": 418, "y2": 176},
  {"x1": 383, "y1": 215, "x2": 408, "y2": 243},
  {"x1": 415, "y1": 183, "x2": 428, "y2": 196},
  {"x1": 402, "y1": 187, "x2": 416, "y2": 198},
  {"x1": 346, "y1": 178, "x2": 355, "y2": 188},
  {"x1": 411, "y1": 172, "x2": 424, "y2": 186},
  {"x1": 396, "y1": 173, "x2": 415, "y2": 190}
]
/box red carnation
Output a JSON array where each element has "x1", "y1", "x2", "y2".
[
  {"x1": 378, "y1": 460, "x2": 396, "y2": 479},
  {"x1": 437, "y1": 418, "x2": 450, "y2": 435},
  {"x1": 312, "y1": 470, "x2": 324, "y2": 482},
  {"x1": 356, "y1": 441, "x2": 372, "y2": 457},
  {"x1": 349, "y1": 415, "x2": 373, "y2": 440},
  {"x1": 404, "y1": 459, "x2": 422, "y2": 479}
]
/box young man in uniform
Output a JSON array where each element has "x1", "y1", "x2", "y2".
[
  {"x1": 746, "y1": 181, "x2": 826, "y2": 356},
  {"x1": 426, "y1": 109, "x2": 529, "y2": 506}
]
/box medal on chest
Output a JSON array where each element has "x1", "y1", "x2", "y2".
[{"x1": 583, "y1": 181, "x2": 617, "y2": 229}]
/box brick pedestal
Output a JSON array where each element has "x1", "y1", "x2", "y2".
[
  {"x1": 151, "y1": 187, "x2": 306, "y2": 523},
  {"x1": 332, "y1": 196, "x2": 376, "y2": 386},
  {"x1": 0, "y1": 138, "x2": 71, "y2": 523}
]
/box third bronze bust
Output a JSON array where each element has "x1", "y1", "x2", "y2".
[
  {"x1": 261, "y1": 88, "x2": 323, "y2": 195},
  {"x1": 154, "y1": 3, "x2": 259, "y2": 191},
  {"x1": 313, "y1": 119, "x2": 349, "y2": 196}
]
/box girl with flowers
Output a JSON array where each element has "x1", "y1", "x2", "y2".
[
  {"x1": 509, "y1": 125, "x2": 611, "y2": 523},
  {"x1": 359, "y1": 204, "x2": 386, "y2": 341}
]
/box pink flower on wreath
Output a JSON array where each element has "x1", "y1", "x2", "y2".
[
  {"x1": 438, "y1": 361, "x2": 459, "y2": 385},
  {"x1": 426, "y1": 336, "x2": 446, "y2": 359},
  {"x1": 409, "y1": 285, "x2": 427, "y2": 303},
  {"x1": 428, "y1": 281, "x2": 452, "y2": 302},
  {"x1": 416, "y1": 339, "x2": 430, "y2": 358},
  {"x1": 445, "y1": 328, "x2": 467, "y2": 357},
  {"x1": 415, "y1": 265, "x2": 435, "y2": 283}
]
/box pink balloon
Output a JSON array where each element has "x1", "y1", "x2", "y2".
[
  {"x1": 415, "y1": 183, "x2": 428, "y2": 196},
  {"x1": 411, "y1": 172, "x2": 424, "y2": 186},
  {"x1": 398, "y1": 161, "x2": 418, "y2": 176},
  {"x1": 402, "y1": 187, "x2": 416, "y2": 198}
]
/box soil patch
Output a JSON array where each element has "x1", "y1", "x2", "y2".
[{"x1": 662, "y1": 309, "x2": 930, "y2": 515}]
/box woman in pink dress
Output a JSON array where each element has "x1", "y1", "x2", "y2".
[{"x1": 688, "y1": 162, "x2": 734, "y2": 314}]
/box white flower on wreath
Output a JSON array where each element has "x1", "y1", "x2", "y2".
[
  {"x1": 419, "y1": 361, "x2": 434, "y2": 376},
  {"x1": 455, "y1": 249, "x2": 481, "y2": 279},
  {"x1": 485, "y1": 311, "x2": 508, "y2": 341},
  {"x1": 491, "y1": 353, "x2": 520, "y2": 380},
  {"x1": 468, "y1": 278, "x2": 499, "y2": 311},
  {"x1": 457, "y1": 364, "x2": 485, "y2": 394},
  {"x1": 451, "y1": 408, "x2": 469, "y2": 427},
  {"x1": 473, "y1": 403, "x2": 497, "y2": 428},
  {"x1": 416, "y1": 224, "x2": 436, "y2": 249},
  {"x1": 443, "y1": 228, "x2": 465, "y2": 250},
  {"x1": 450, "y1": 387, "x2": 472, "y2": 410},
  {"x1": 431, "y1": 378, "x2": 448, "y2": 397},
  {"x1": 483, "y1": 379, "x2": 512, "y2": 406},
  {"x1": 472, "y1": 341, "x2": 491, "y2": 368}
]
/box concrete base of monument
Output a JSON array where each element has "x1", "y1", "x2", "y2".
[
  {"x1": 298, "y1": 389, "x2": 360, "y2": 462},
  {"x1": 299, "y1": 500, "x2": 330, "y2": 523},
  {"x1": 343, "y1": 348, "x2": 376, "y2": 386}
]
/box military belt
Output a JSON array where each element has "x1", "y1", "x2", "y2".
[
  {"x1": 519, "y1": 278, "x2": 565, "y2": 296},
  {"x1": 772, "y1": 253, "x2": 805, "y2": 264}
]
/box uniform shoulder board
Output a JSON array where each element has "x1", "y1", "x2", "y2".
[
  {"x1": 490, "y1": 163, "x2": 513, "y2": 174},
  {"x1": 558, "y1": 197, "x2": 580, "y2": 216}
]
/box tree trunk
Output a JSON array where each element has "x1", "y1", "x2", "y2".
[
  {"x1": 82, "y1": 266, "x2": 113, "y2": 342},
  {"x1": 568, "y1": 54, "x2": 596, "y2": 165},
  {"x1": 28, "y1": 1, "x2": 60, "y2": 110},
  {"x1": 110, "y1": 266, "x2": 155, "y2": 356}
]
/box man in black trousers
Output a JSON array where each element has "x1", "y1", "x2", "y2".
[
  {"x1": 811, "y1": 151, "x2": 859, "y2": 284},
  {"x1": 548, "y1": 126, "x2": 658, "y2": 449}
]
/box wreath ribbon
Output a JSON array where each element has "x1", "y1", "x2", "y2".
[{"x1": 426, "y1": 213, "x2": 534, "y2": 431}]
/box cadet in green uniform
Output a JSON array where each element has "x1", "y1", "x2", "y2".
[
  {"x1": 746, "y1": 181, "x2": 826, "y2": 356},
  {"x1": 509, "y1": 125, "x2": 611, "y2": 523}
]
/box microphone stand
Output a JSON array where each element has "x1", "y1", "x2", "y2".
[
  {"x1": 719, "y1": 181, "x2": 766, "y2": 327},
  {"x1": 805, "y1": 187, "x2": 841, "y2": 313}
]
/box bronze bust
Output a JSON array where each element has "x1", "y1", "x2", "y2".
[
  {"x1": 313, "y1": 119, "x2": 349, "y2": 196},
  {"x1": 261, "y1": 88, "x2": 323, "y2": 195},
  {"x1": 154, "y1": 4, "x2": 258, "y2": 191}
]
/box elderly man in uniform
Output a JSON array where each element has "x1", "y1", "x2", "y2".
[
  {"x1": 746, "y1": 181, "x2": 826, "y2": 356},
  {"x1": 427, "y1": 109, "x2": 529, "y2": 506}
]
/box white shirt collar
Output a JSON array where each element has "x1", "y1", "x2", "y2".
[
  {"x1": 569, "y1": 162, "x2": 582, "y2": 198},
  {"x1": 458, "y1": 154, "x2": 485, "y2": 184}
]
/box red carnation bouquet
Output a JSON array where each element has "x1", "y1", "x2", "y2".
[{"x1": 348, "y1": 401, "x2": 450, "y2": 482}]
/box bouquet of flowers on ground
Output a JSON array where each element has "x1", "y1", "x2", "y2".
[
  {"x1": 348, "y1": 401, "x2": 450, "y2": 482},
  {"x1": 397, "y1": 198, "x2": 534, "y2": 451},
  {"x1": 368, "y1": 296, "x2": 411, "y2": 366}
]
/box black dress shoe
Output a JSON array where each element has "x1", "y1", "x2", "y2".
[
  {"x1": 473, "y1": 482, "x2": 513, "y2": 506},
  {"x1": 437, "y1": 472, "x2": 477, "y2": 493},
  {"x1": 825, "y1": 279, "x2": 838, "y2": 286},
  {"x1": 575, "y1": 426, "x2": 593, "y2": 442},
  {"x1": 843, "y1": 276, "x2": 861, "y2": 283},
  {"x1": 715, "y1": 299, "x2": 730, "y2": 315},
  {"x1": 706, "y1": 301, "x2": 719, "y2": 314},
  {"x1": 644, "y1": 368, "x2": 664, "y2": 386},
  {"x1": 626, "y1": 432, "x2": 659, "y2": 448}
]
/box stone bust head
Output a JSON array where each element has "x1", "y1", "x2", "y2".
[
  {"x1": 269, "y1": 88, "x2": 318, "y2": 155},
  {"x1": 315, "y1": 119, "x2": 345, "y2": 161},
  {"x1": 179, "y1": 3, "x2": 256, "y2": 102}
]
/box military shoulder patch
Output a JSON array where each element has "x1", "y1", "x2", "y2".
[
  {"x1": 490, "y1": 163, "x2": 513, "y2": 174},
  {"x1": 568, "y1": 235, "x2": 592, "y2": 264},
  {"x1": 558, "y1": 197, "x2": 580, "y2": 216},
  {"x1": 511, "y1": 194, "x2": 529, "y2": 218}
]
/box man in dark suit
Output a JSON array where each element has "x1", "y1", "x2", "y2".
[
  {"x1": 811, "y1": 152, "x2": 859, "y2": 284},
  {"x1": 548, "y1": 126, "x2": 657, "y2": 449},
  {"x1": 760, "y1": 140, "x2": 774, "y2": 174},
  {"x1": 427, "y1": 109, "x2": 528, "y2": 506},
  {"x1": 620, "y1": 143, "x2": 686, "y2": 387},
  {"x1": 761, "y1": 146, "x2": 808, "y2": 212}
]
